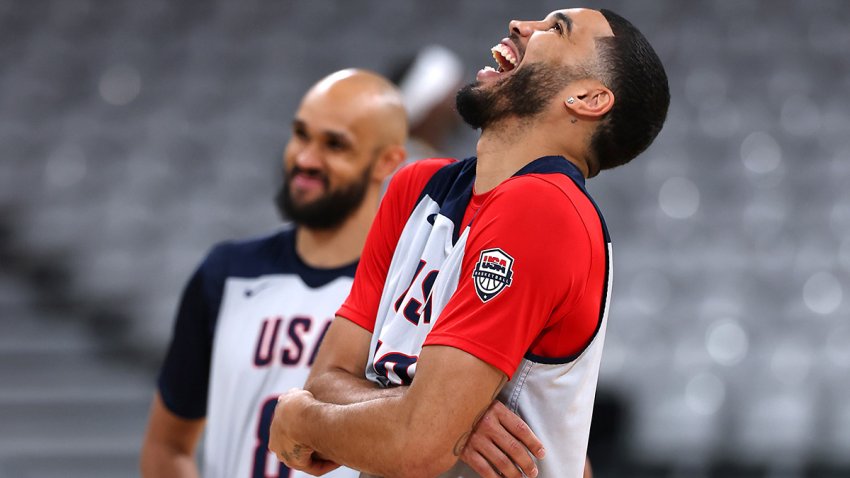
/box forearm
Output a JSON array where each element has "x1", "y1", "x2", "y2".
[
  {"x1": 304, "y1": 317, "x2": 402, "y2": 405},
  {"x1": 281, "y1": 346, "x2": 505, "y2": 477},
  {"x1": 140, "y1": 443, "x2": 199, "y2": 478},
  {"x1": 305, "y1": 366, "x2": 402, "y2": 405},
  {"x1": 292, "y1": 394, "x2": 456, "y2": 477},
  {"x1": 140, "y1": 394, "x2": 204, "y2": 478}
]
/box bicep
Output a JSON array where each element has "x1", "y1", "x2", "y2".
[
  {"x1": 305, "y1": 316, "x2": 373, "y2": 389},
  {"x1": 427, "y1": 183, "x2": 591, "y2": 376},
  {"x1": 405, "y1": 345, "x2": 507, "y2": 454}
]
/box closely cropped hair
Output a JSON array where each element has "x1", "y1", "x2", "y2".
[{"x1": 591, "y1": 9, "x2": 670, "y2": 173}]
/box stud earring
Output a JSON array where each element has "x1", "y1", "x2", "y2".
[{"x1": 567, "y1": 97, "x2": 575, "y2": 104}]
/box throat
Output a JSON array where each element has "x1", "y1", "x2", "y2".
[
  {"x1": 475, "y1": 121, "x2": 588, "y2": 191},
  {"x1": 474, "y1": 131, "x2": 528, "y2": 194},
  {"x1": 296, "y1": 206, "x2": 373, "y2": 268}
]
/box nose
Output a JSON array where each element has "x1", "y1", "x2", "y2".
[
  {"x1": 293, "y1": 142, "x2": 323, "y2": 170},
  {"x1": 509, "y1": 19, "x2": 535, "y2": 37}
]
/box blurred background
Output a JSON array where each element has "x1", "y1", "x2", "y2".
[{"x1": 1, "y1": 0, "x2": 848, "y2": 476}]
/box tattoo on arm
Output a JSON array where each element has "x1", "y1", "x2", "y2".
[
  {"x1": 280, "y1": 444, "x2": 305, "y2": 464},
  {"x1": 452, "y1": 376, "x2": 508, "y2": 457},
  {"x1": 291, "y1": 444, "x2": 305, "y2": 460}
]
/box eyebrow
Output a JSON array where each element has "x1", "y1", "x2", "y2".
[
  {"x1": 553, "y1": 12, "x2": 573, "y2": 35},
  {"x1": 325, "y1": 130, "x2": 353, "y2": 147},
  {"x1": 293, "y1": 119, "x2": 353, "y2": 144}
]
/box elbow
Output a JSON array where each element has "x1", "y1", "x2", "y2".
[
  {"x1": 303, "y1": 365, "x2": 348, "y2": 395},
  {"x1": 139, "y1": 443, "x2": 167, "y2": 478},
  {"x1": 303, "y1": 367, "x2": 335, "y2": 395}
]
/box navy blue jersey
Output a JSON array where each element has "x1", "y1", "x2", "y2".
[{"x1": 158, "y1": 227, "x2": 359, "y2": 478}]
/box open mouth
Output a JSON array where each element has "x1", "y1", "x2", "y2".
[
  {"x1": 478, "y1": 40, "x2": 520, "y2": 81},
  {"x1": 490, "y1": 43, "x2": 518, "y2": 73}
]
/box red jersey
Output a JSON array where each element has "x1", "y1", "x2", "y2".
[{"x1": 339, "y1": 156, "x2": 612, "y2": 478}]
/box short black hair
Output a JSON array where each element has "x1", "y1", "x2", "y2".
[{"x1": 590, "y1": 9, "x2": 670, "y2": 173}]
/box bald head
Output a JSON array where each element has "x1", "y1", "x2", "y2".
[
  {"x1": 301, "y1": 68, "x2": 408, "y2": 149},
  {"x1": 280, "y1": 69, "x2": 408, "y2": 231}
]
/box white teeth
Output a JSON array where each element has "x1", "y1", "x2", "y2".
[
  {"x1": 490, "y1": 43, "x2": 517, "y2": 66},
  {"x1": 482, "y1": 66, "x2": 496, "y2": 72}
]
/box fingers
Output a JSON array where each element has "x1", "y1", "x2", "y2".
[
  {"x1": 459, "y1": 401, "x2": 543, "y2": 477},
  {"x1": 275, "y1": 446, "x2": 337, "y2": 476},
  {"x1": 303, "y1": 458, "x2": 341, "y2": 476},
  {"x1": 460, "y1": 447, "x2": 503, "y2": 478},
  {"x1": 485, "y1": 402, "x2": 540, "y2": 476},
  {"x1": 464, "y1": 433, "x2": 532, "y2": 478},
  {"x1": 491, "y1": 401, "x2": 545, "y2": 459},
  {"x1": 275, "y1": 456, "x2": 338, "y2": 477}
]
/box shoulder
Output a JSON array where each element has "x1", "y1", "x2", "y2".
[
  {"x1": 486, "y1": 156, "x2": 602, "y2": 232},
  {"x1": 390, "y1": 158, "x2": 456, "y2": 192},
  {"x1": 486, "y1": 173, "x2": 589, "y2": 226},
  {"x1": 471, "y1": 171, "x2": 605, "y2": 263},
  {"x1": 200, "y1": 228, "x2": 294, "y2": 279},
  {"x1": 382, "y1": 158, "x2": 457, "y2": 220}
]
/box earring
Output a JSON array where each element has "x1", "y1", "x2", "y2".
[{"x1": 567, "y1": 97, "x2": 575, "y2": 104}]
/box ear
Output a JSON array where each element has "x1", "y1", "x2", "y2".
[
  {"x1": 372, "y1": 144, "x2": 407, "y2": 182},
  {"x1": 564, "y1": 81, "x2": 614, "y2": 119}
]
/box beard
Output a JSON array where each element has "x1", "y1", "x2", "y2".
[
  {"x1": 275, "y1": 163, "x2": 373, "y2": 230},
  {"x1": 456, "y1": 63, "x2": 581, "y2": 130}
]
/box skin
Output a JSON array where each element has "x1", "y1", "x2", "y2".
[
  {"x1": 140, "y1": 69, "x2": 407, "y2": 477},
  {"x1": 286, "y1": 69, "x2": 408, "y2": 268},
  {"x1": 475, "y1": 8, "x2": 614, "y2": 191},
  {"x1": 140, "y1": 394, "x2": 204, "y2": 478},
  {"x1": 299, "y1": 316, "x2": 545, "y2": 478},
  {"x1": 140, "y1": 69, "x2": 543, "y2": 477},
  {"x1": 269, "y1": 8, "x2": 613, "y2": 478}
]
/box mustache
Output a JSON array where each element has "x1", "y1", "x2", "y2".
[{"x1": 287, "y1": 166, "x2": 329, "y2": 187}]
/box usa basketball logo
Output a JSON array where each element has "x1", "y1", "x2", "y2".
[{"x1": 472, "y1": 248, "x2": 514, "y2": 302}]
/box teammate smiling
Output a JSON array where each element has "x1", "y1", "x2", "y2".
[{"x1": 140, "y1": 69, "x2": 407, "y2": 478}]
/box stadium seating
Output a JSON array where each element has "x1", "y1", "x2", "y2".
[{"x1": 1, "y1": 0, "x2": 847, "y2": 476}]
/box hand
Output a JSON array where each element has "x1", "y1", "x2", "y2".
[
  {"x1": 460, "y1": 400, "x2": 545, "y2": 478},
  {"x1": 269, "y1": 389, "x2": 341, "y2": 476}
]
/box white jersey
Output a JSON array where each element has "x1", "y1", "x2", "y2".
[
  {"x1": 158, "y1": 228, "x2": 359, "y2": 478},
  {"x1": 340, "y1": 157, "x2": 611, "y2": 478}
]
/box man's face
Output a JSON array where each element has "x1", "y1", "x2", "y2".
[
  {"x1": 276, "y1": 90, "x2": 381, "y2": 230},
  {"x1": 456, "y1": 8, "x2": 613, "y2": 129}
]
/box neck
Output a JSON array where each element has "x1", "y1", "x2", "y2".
[
  {"x1": 474, "y1": 117, "x2": 589, "y2": 193},
  {"x1": 294, "y1": 187, "x2": 380, "y2": 268}
]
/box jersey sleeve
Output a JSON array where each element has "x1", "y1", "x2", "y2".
[
  {"x1": 337, "y1": 158, "x2": 452, "y2": 331},
  {"x1": 424, "y1": 176, "x2": 595, "y2": 378},
  {"x1": 156, "y1": 244, "x2": 229, "y2": 419}
]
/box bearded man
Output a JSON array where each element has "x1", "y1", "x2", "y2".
[
  {"x1": 139, "y1": 69, "x2": 407, "y2": 478},
  {"x1": 270, "y1": 8, "x2": 669, "y2": 478}
]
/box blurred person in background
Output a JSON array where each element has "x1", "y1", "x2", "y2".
[
  {"x1": 391, "y1": 44, "x2": 466, "y2": 162},
  {"x1": 269, "y1": 7, "x2": 668, "y2": 478},
  {"x1": 139, "y1": 69, "x2": 407, "y2": 478},
  {"x1": 140, "y1": 68, "x2": 545, "y2": 478}
]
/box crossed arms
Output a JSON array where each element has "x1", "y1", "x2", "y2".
[{"x1": 269, "y1": 317, "x2": 545, "y2": 478}]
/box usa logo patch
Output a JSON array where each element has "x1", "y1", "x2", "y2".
[{"x1": 472, "y1": 248, "x2": 514, "y2": 302}]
